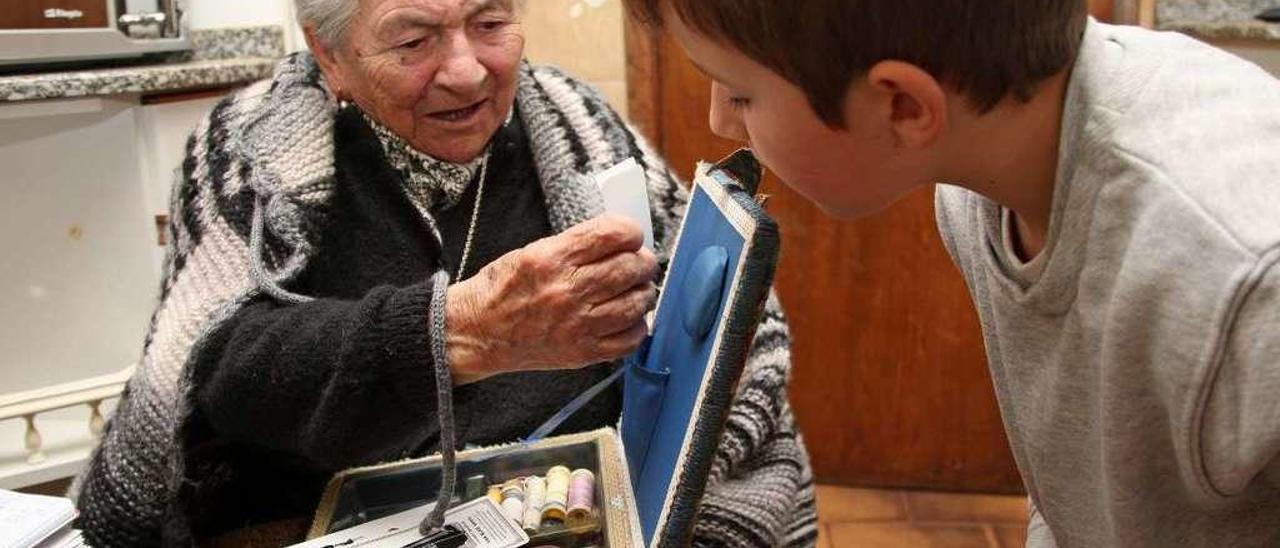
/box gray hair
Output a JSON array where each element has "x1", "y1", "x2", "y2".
[
  {"x1": 295, "y1": 0, "x2": 360, "y2": 47},
  {"x1": 295, "y1": 0, "x2": 527, "y2": 48}
]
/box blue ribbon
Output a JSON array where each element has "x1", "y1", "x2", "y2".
[{"x1": 522, "y1": 363, "x2": 628, "y2": 443}]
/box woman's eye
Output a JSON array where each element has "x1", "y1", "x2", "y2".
[
  {"x1": 476, "y1": 20, "x2": 508, "y2": 32},
  {"x1": 399, "y1": 38, "x2": 426, "y2": 50},
  {"x1": 729, "y1": 97, "x2": 751, "y2": 110}
]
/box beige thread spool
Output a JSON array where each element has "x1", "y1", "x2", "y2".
[
  {"x1": 567, "y1": 468, "x2": 596, "y2": 523},
  {"x1": 541, "y1": 465, "x2": 571, "y2": 521},
  {"x1": 500, "y1": 478, "x2": 526, "y2": 524},
  {"x1": 522, "y1": 475, "x2": 547, "y2": 532}
]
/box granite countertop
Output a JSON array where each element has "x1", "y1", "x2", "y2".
[
  {"x1": 0, "y1": 26, "x2": 286, "y2": 103},
  {"x1": 1157, "y1": 0, "x2": 1280, "y2": 41}
]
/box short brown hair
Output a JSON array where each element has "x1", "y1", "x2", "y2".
[{"x1": 626, "y1": 0, "x2": 1087, "y2": 127}]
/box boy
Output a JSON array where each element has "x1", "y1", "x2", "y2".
[{"x1": 624, "y1": 0, "x2": 1280, "y2": 546}]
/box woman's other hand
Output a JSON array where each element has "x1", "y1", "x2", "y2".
[{"x1": 446, "y1": 215, "x2": 658, "y2": 384}]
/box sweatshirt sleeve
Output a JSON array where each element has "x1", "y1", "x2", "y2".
[
  {"x1": 1026, "y1": 498, "x2": 1059, "y2": 547},
  {"x1": 190, "y1": 281, "x2": 443, "y2": 470},
  {"x1": 1199, "y1": 257, "x2": 1280, "y2": 495}
]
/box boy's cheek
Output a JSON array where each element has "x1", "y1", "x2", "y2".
[
  {"x1": 749, "y1": 128, "x2": 870, "y2": 217},
  {"x1": 750, "y1": 117, "x2": 823, "y2": 172},
  {"x1": 750, "y1": 134, "x2": 824, "y2": 196}
]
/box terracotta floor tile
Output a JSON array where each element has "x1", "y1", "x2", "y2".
[
  {"x1": 904, "y1": 491, "x2": 1029, "y2": 525},
  {"x1": 816, "y1": 485, "x2": 908, "y2": 523},
  {"x1": 993, "y1": 526, "x2": 1028, "y2": 548},
  {"x1": 828, "y1": 522, "x2": 993, "y2": 548}
]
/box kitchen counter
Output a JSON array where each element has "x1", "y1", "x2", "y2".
[
  {"x1": 1159, "y1": 20, "x2": 1280, "y2": 41},
  {"x1": 1156, "y1": 0, "x2": 1280, "y2": 42},
  {"x1": 0, "y1": 26, "x2": 285, "y2": 103}
]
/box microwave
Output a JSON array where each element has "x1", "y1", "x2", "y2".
[{"x1": 0, "y1": 0, "x2": 190, "y2": 68}]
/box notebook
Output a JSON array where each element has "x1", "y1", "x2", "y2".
[{"x1": 0, "y1": 489, "x2": 80, "y2": 548}]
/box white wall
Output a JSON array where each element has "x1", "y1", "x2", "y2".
[
  {"x1": 181, "y1": 0, "x2": 635, "y2": 69},
  {"x1": 184, "y1": 0, "x2": 306, "y2": 50},
  {"x1": 185, "y1": 0, "x2": 292, "y2": 29},
  {"x1": 523, "y1": 0, "x2": 628, "y2": 116}
]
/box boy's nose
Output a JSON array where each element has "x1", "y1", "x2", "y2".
[{"x1": 709, "y1": 82, "x2": 749, "y2": 143}]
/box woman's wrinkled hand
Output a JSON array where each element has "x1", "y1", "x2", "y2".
[{"x1": 446, "y1": 215, "x2": 658, "y2": 384}]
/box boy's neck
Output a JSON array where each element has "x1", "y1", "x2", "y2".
[{"x1": 940, "y1": 68, "x2": 1074, "y2": 258}]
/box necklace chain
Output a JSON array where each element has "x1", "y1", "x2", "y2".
[{"x1": 455, "y1": 152, "x2": 489, "y2": 280}]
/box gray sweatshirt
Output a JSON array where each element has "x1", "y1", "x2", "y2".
[{"x1": 935, "y1": 19, "x2": 1280, "y2": 547}]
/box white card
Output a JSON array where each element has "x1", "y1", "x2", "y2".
[
  {"x1": 445, "y1": 497, "x2": 530, "y2": 548},
  {"x1": 595, "y1": 157, "x2": 655, "y2": 251},
  {"x1": 289, "y1": 497, "x2": 529, "y2": 548}
]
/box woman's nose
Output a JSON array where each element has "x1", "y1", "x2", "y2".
[
  {"x1": 709, "y1": 82, "x2": 748, "y2": 143},
  {"x1": 434, "y1": 33, "x2": 486, "y2": 94}
]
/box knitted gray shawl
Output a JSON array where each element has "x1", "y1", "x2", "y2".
[{"x1": 71, "y1": 52, "x2": 816, "y2": 547}]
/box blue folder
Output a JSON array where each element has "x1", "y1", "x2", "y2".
[{"x1": 621, "y1": 149, "x2": 780, "y2": 547}]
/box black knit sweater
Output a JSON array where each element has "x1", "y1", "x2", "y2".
[{"x1": 182, "y1": 106, "x2": 622, "y2": 539}]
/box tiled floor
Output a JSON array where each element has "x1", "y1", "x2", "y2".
[{"x1": 816, "y1": 485, "x2": 1029, "y2": 548}]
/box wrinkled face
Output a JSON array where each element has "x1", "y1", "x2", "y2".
[
  {"x1": 319, "y1": 0, "x2": 524, "y2": 163},
  {"x1": 667, "y1": 12, "x2": 925, "y2": 219}
]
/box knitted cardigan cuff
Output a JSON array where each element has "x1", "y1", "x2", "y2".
[{"x1": 369, "y1": 283, "x2": 447, "y2": 423}]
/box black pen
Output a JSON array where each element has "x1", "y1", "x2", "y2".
[{"x1": 400, "y1": 525, "x2": 468, "y2": 548}]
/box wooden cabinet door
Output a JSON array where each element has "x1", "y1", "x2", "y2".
[
  {"x1": 1, "y1": 0, "x2": 110, "y2": 29},
  {"x1": 627, "y1": 25, "x2": 1024, "y2": 494}
]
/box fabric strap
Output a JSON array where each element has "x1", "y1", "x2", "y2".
[
  {"x1": 420, "y1": 270, "x2": 458, "y2": 534},
  {"x1": 523, "y1": 364, "x2": 627, "y2": 444}
]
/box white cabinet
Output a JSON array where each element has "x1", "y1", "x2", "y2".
[
  {"x1": 0, "y1": 92, "x2": 221, "y2": 489},
  {"x1": 0, "y1": 0, "x2": 291, "y2": 492},
  {"x1": 0, "y1": 97, "x2": 158, "y2": 393}
]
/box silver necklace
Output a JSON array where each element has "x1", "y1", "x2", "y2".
[{"x1": 455, "y1": 152, "x2": 489, "y2": 280}]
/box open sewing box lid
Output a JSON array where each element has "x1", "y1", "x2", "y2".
[
  {"x1": 619, "y1": 148, "x2": 779, "y2": 546},
  {"x1": 305, "y1": 149, "x2": 779, "y2": 547}
]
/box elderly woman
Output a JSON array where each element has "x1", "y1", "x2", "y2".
[{"x1": 72, "y1": 1, "x2": 814, "y2": 546}]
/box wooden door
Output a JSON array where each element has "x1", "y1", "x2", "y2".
[{"x1": 626, "y1": 24, "x2": 1024, "y2": 494}]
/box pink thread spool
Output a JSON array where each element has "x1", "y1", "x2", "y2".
[{"x1": 566, "y1": 468, "x2": 596, "y2": 523}]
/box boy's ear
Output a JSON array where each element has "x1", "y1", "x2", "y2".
[
  {"x1": 859, "y1": 60, "x2": 948, "y2": 149},
  {"x1": 304, "y1": 26, "x2": 349, "y2": 100}
]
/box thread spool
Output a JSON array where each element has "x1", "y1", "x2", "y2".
[
  {"x1": 464, "y1": 474, "x2": 487, "y2": 502},
  {"x1": 522, "y1": 476, "x2": 547, "y2": 532},
  {"x1": 567, "y1": 468, "x2": 596, "y2": 523},
  {"x1": 541, "y1": 465, "x2": 570, "y2": 521},
  {"x1": 499, "y1": 478, "x2": 525, "y2": 524}
]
